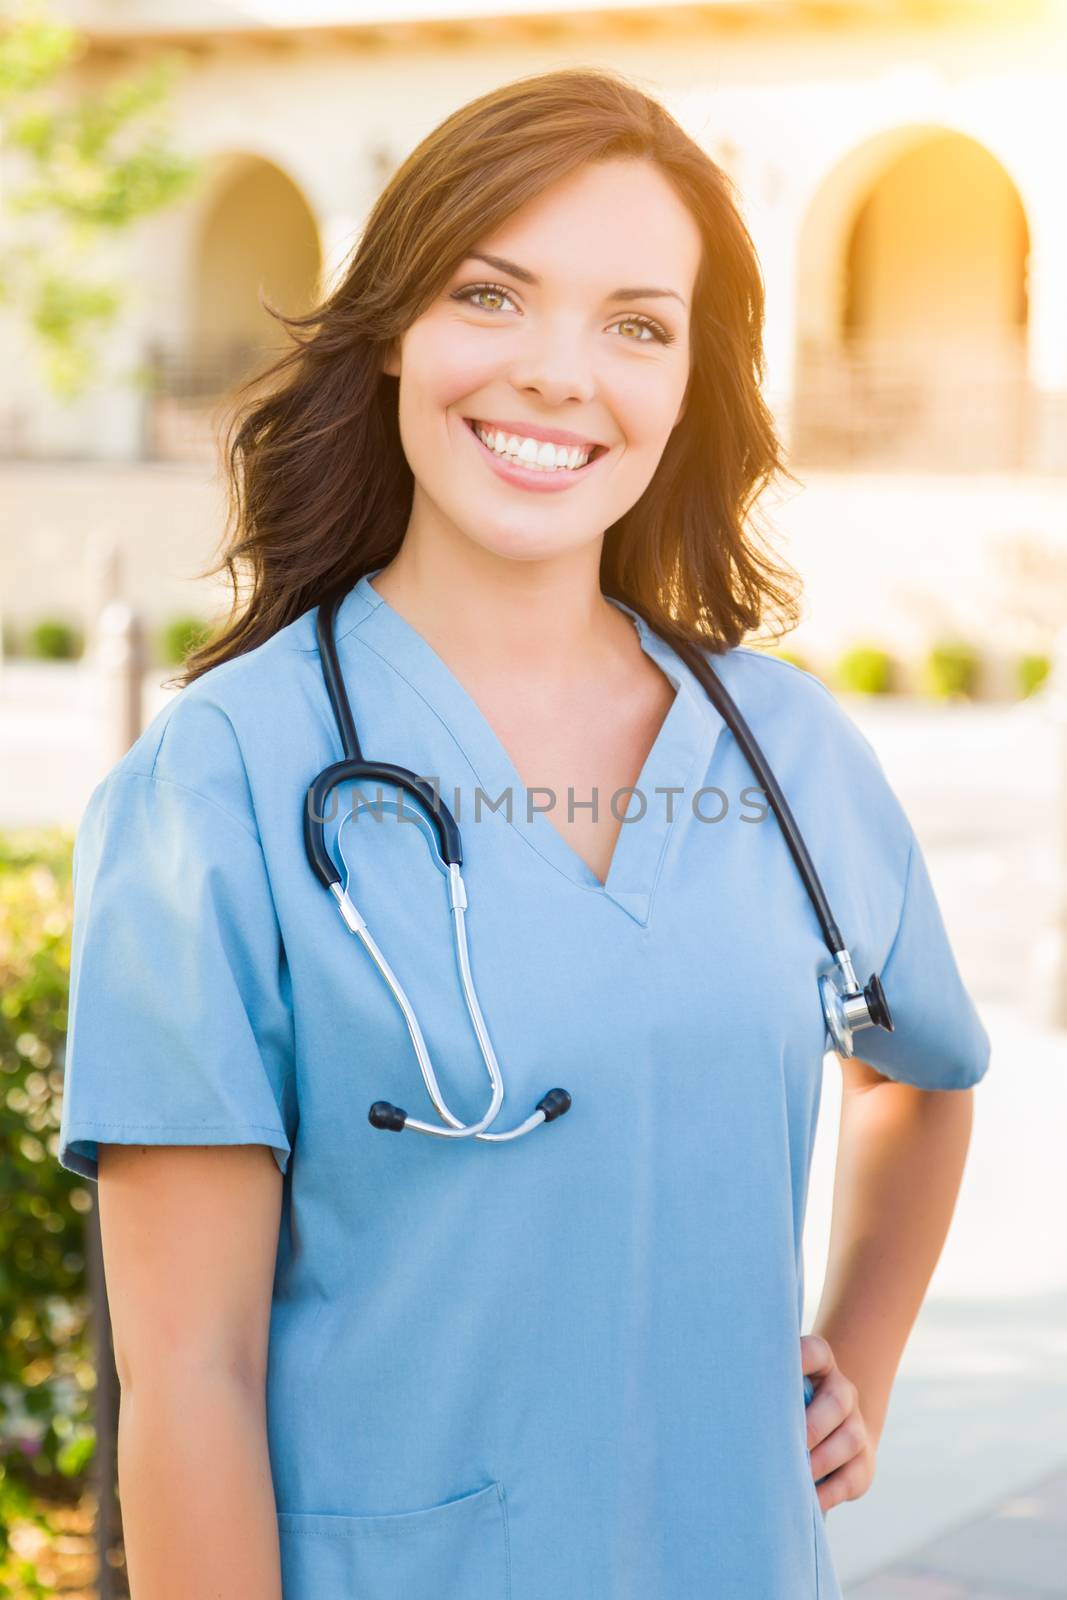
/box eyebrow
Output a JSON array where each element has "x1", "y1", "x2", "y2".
[{"x1": 464, "y1": 252, "x2": 688, "y2": 310}]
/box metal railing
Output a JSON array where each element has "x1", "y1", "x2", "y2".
[
  {"x1": 789, "y1": 334, "x2": 1064, "y2": 474},
  {"x1": 139, "y1": 342, "x2": 283, "y2": 463},
  {"x1": 3, "y1": 334, "x2": 1065, "y2": 474}
]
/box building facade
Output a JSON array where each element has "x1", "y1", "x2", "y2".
[{"x1": 2, "y1": 0, "x2": 1065, "y2": 679}]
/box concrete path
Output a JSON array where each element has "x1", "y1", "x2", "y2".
[
  {"x1": 847, "y1": 1465, "x2": 1067, "y2": 1597},
  {"x1": 796, "y1": 695, "x2": 1067, "y2": 1593},
  {"x1": 809, "y1": 1001, "x2": 1067, "y2": 1591}
]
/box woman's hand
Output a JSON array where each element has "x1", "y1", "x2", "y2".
[{"x1": 801, "y1": 1333, "x2": 878, "y2": 1512}]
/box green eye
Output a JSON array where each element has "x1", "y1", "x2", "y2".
[
  {"x1": 613, "y1": 314, "x2": 674, "y2": 346},
  {"x1": 450, "y1": 282, "x2": 517, "y2": 314},
  {"x1": 449, "y1": 283, "x2": 676, "y2": 346}
]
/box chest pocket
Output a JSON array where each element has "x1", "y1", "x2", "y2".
[{"x1": 277, "y1": 1479, "x2": 510, "y2": 1599}]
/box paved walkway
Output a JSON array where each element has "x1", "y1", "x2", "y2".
[
  {"x1": 811, "y1": 998, "x2": 1067, "y2": 1592},
  {"x1": 796, "y1": 694, "x2": 1066, "y2": 1594},
  {"x1": 847, "y1": 1465, "x2": 1067, "y2": 1597}
]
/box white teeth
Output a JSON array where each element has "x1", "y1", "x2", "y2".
[{"x1": 473, "y1": 422, "x2": 593, "y2": 471}]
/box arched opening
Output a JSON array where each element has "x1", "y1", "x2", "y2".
[
  {"x1": 146, "y1": 153, "x2": 322, "y2": 460},
  {"x1": 192, "y1": 155, "x2": 321, "y2": 379},
  {"x1": 794, "y1": 128, "x2": 1030, "y2": 471}
]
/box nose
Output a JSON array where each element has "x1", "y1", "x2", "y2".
[{"x1": 507, "y1": 317, "x2": 597, "y2": 408}]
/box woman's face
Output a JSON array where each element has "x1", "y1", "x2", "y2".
[{"x1": 381, "y1": 156, "x2": 701, "y2": 567}]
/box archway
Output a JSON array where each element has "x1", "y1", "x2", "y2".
[
  {"x1": 145, "y1": 153, "x2": 323, "y2": 460},
  {"x1": 794, "y1": 128, "x2": 1029, "y2": 470},
  {"x1": 191, "y1": 153, "x2": 322, "y2": 385}
]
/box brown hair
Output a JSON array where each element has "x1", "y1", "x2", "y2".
[{"x1": 172, "y1": 65, "x2": 802, "y2": 690}]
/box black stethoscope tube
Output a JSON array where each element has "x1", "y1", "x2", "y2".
[{"x1": 669, "y1": 634, "x2": 845, "y2": 957}]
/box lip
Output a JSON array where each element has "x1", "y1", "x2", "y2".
[
  {"x1": 462, "y1": 416, "x2": 610, "y2": 494},
  {"x1": 464, "y1": 416, "x2": 607, "y2": 452}
]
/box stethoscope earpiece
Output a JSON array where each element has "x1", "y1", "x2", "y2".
[
  {"x1": 368, "y1": 1089, "x2": 571, "y2": 1135},
  {"x1": 537, "y1": 1088, "x2": 572, "y2": 1122},
  {"x1": 369, "y1": 1101, "x2": 408, "y2": 1132}
]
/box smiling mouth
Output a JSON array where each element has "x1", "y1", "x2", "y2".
[{"x1": 460, "y1": 419, "x2": 607, "y2": 467}]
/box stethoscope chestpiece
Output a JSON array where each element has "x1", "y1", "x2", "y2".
[
  {"x1": 862, "y1": 972, "x2": 893, "y2": 1031},
  {"x1": 819, "y1": 953, "x2": 895, "y2": 1058}
]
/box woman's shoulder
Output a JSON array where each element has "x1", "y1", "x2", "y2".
[
  {"x1": 704, "y1": 642, "x2": 874, "y2": 754},
  {"x1": 700, "y1": 641, "x2": 914, "y2": 859},
  {"x1": 87, "y1": 604, "x2": 324, "y2": 834}
]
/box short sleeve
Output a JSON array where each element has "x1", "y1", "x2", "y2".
[
  {"x1": 57, "y1": 769, "x2": 297, "y2": 1183},
  {"x1": 840, "y1": 830, "x2": 991, "y2": 1091}
]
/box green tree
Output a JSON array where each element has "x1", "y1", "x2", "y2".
[{"x1": 0, "y1": 0, "x2": 200, "y2": 397}]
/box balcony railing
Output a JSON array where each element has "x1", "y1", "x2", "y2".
[
  {"x1": 789, "y1": 334, "x2": 1064, "y2": 474},
  {"x1": 5, "y1": 334, "x2": 1061, "y2": 473},
  {"x1": 140, "y1": 343, "x2": 283, "y2": 464}
]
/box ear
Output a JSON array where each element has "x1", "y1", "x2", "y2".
[{"x1": 381, "y1": 339, "x2": 400, "y2": 378}]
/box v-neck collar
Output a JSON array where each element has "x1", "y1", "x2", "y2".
[{"x1": 331, "y1": 569, "x2": 726, "y2": 926}]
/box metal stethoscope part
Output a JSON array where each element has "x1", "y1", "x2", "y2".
[{"x1": 303, "y1": 586, "x2": 894, "y2": 1142}]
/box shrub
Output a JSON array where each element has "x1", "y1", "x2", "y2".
[
  {"x1": 0, "y1": 829, "x2": 96, "y2": 1587},
  {"x1": 922, "y1": 640, "x2": 980, "y2": 700},
  {"x1": 160, "y1": 614, "x2": 211, "y2": 666},
  {"x1": 835, "y1": 645, "x2": 893, "y2": 695},
  {"x1": 26, "y1": 620, "x2": 82, "y2": 661},
  {"x1": 1018, "y1": 652, "x2": 1051, "y2": 698}
]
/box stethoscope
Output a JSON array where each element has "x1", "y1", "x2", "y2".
[{"x1": 303, "y1": 585, "x2": 894, "y2": 1145}]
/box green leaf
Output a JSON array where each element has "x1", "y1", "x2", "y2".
[
  {"x1": 0, "y1": 6, "x2": 201, "y2": 395},
  {"x1": 0, "y1": 5, "x2": 79, "y2": 105}
]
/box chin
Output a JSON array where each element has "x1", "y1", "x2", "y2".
[{"x1": 458, "y1": 523, "x2": 584, "y2": 566}]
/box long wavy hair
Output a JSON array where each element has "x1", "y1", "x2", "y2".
[{"x1": 172, "y1": 65, "x2": 803, "y2": 691}]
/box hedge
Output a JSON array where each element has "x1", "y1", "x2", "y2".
[{"x1": 0, "y1": 830, "x2": 94, "y2": 1595}]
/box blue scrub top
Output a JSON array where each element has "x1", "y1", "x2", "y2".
[{"x1": 58, "y1": 570, "x2": 991, "y2": 1599}]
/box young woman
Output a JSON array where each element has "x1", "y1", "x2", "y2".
[{"x1": 58, "y1": 67, "x2": 990, "y2": 1600}]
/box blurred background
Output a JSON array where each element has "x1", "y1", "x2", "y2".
[{"x1": 0, "y1": 1, "x2": 1064, "y2": 1595}]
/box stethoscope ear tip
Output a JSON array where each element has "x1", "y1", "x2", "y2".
[
  {"x1": 537, "y1": 1088, "x2": 572, "y2": 1123},
  {"x1": 369, "y1": 1100, "x2": 407, "y2": 1131}
]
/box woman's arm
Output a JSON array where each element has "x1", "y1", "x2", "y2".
[
  {"x1": 96, "y1": 1143, "x2": 286, "y2": 1599},
  {"x1": 809, "y1": 1056, "x2": 976, "y2": 1451}
]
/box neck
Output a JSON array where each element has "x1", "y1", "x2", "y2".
[{"x1": 368, "y1": 530, "x2": 634, "y2": 689}]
